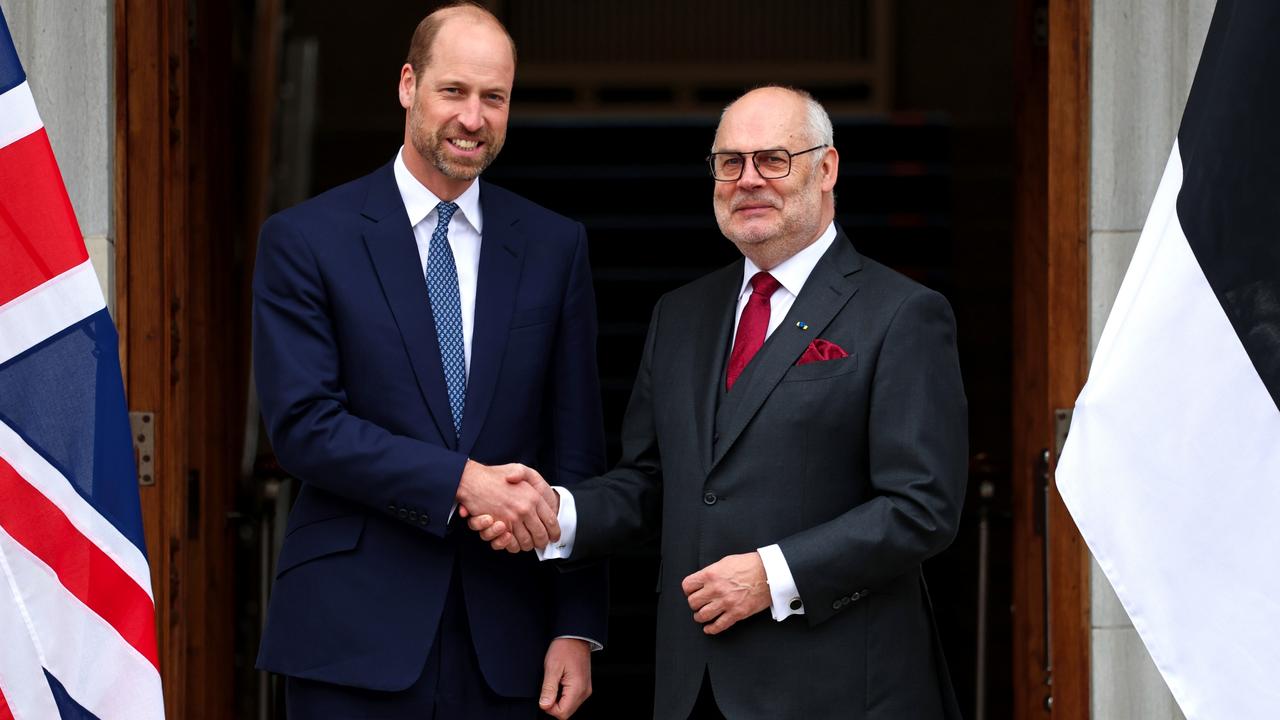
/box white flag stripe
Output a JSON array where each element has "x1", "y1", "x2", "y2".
[
  {"x1": 1090, "y1": 142, "x2": 1184, "y2": 376},
  {"x1": 1058, "y1": 143, "x2": 1280, "y2": 720},
  {"x1": 0, "y1": 530, "x2": 70, "y2": 720},
  {"x1": 0, "y1": 526, "x2": 164, "y2": 720},
  {"x1": 0, "y1": 81, "x2": 42, "y2": 150},
  {"x1": 0, "y1": 260, "x2": 106, "y2": 371},
  {"x1": 0, "y1": 417, "x2": 154, "y2": 602}
]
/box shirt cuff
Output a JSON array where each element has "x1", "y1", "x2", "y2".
[
  {"x1": 536, "y1": 486, "x2": 577, "y2": 561},
  {"x1": 555, "y1": 634, "x2": 603, "y2": 652},
  {"x1": 448, "y1": 502, "x2": 457, "y2": 524},
  {"x1": 757, "y1": 544, "x2": 804, "y2": 620}
]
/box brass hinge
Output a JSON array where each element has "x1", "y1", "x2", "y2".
[
  {"x1": 129, "y1": 411, "x2": 156, "y2": 486},
  {"x1": 1054, "y1": 408, "x2": 1073, "y2": 459}
]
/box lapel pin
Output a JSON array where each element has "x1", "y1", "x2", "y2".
[{"x1": 796, "y1": 321, "x2": 810, "y2": 331}]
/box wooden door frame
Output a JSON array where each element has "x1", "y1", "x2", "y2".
[
  {"x1": 115, "y1": 0, "x2": 241, "y2": 715},
  {"x1": 115, "y1": 1, "x2": 191, "y2": 713},
  {"x1": 1045, "y1": 0, "x2": 1091, "y2": 716},
  {"x1": 1012, "y1": 0, "x2": 1091, "y2": 717}
]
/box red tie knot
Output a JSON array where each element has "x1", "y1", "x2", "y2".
[{"x1": 750, "y1": 272, "x2": 781, "y2": 298}]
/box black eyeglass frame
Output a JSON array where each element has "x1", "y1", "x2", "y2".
[{"x1": 705, "y1": 144, "x2": 828, "y2": 182}]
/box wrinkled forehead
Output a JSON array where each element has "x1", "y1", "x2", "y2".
[{"x1": 713, "y1": 96, "x2": 808, "y2": 152}]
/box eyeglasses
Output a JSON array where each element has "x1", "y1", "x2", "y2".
[{"x1": 706, "y1": 145, "x2": 827, "y2": 182}]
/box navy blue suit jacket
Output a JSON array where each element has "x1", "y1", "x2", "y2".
[{"x1": 252, "y1": 162, "x2": 608, "y2": 696}]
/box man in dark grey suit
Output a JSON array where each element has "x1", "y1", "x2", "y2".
[{"x1": 468, "y1": 86, "x2": 967, "y2": 719}]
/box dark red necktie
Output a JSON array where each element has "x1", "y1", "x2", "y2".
[{"x1": 726, "y1": 272, "x2": 781, "y2": 391}]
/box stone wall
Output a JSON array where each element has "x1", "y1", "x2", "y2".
[
  {"x1": 1087, "y1": 1, "x2": 1215, "y2": 717},
  {"x1": 4, "y1": 0, "x2": 114, "y2": 311}
]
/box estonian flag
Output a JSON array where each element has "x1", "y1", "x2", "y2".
[{"x1": 1056, "y1": 1, "x2": 1280, "y2": 718}]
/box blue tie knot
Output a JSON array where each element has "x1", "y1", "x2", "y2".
[{"x1": 436, "y1": 201, "x2": 459, "y2": 227}]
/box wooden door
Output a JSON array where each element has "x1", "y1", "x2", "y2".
[
  {"x1": 1010, "y1": 0, "x2": 1091, "y2": 717},
  {"x1": 115, "y1": 0, "x2": 244, "y2": 715}
]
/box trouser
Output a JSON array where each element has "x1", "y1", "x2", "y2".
[{"x1": 286, "y1": 561, "x2": 539, "y2": 720}]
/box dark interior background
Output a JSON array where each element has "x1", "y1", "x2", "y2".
[{"x1": 245, "y1": 2, "x2": 1017, "y2": 717}]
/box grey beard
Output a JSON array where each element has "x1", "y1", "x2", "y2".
[{"x1": 432, "y1": 146, "x2": 485, "y2": 180}]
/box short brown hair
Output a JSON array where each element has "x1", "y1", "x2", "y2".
[{"x1": 405, "y1": 2, "x2": 517, "y2": 79}]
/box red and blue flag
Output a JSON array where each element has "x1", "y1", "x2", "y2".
[{"x1": 0, "y1": 8, "x2": 164, "y2": 719}]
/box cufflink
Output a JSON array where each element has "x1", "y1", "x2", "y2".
[{"x1": 789, "y1": 598, "x2": 802, "y2": 611}]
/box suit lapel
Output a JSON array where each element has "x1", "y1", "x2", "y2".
[
  {"x1": 690, "y1": 263, "x2": 743, "y2": 475},
  {"x1": 361, "y1": 164, "x2": 456, "y2": 447},
  {"x1": 458, "y1": 182, "x2": 525, "y2": 456},
  {"x1": 711, "y1": 230, "x2": 863, "y2": 468}
]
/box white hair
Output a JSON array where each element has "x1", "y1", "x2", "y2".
[
  {"x1": 802, "y1": 93, "x2": 834, "y2": 147},
  {"x1": 715, "y1": 85, "x2": 834, "y2": 151}
]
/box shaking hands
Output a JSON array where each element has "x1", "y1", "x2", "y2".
[{"x1": 455, "y1": 460, "x2": 559, "y2": 552}]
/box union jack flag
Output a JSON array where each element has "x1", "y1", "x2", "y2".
[{"x1": 0, "y1": 8, "x2": 164, "y2": 719}]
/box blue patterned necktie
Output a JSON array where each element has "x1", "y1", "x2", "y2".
[{"x1": 426, "y1": 201, "x2": 466, "y2": 440}]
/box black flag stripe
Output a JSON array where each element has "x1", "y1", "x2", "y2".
[{"x1": 1176, "y1": 0, "x2": 1280, "y2": 410}]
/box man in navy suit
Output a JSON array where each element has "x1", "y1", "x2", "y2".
[{"x1": 252, "y1": 4, "x2": 607, "y2": 717}]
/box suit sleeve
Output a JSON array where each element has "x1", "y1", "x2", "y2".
[
  {"x1": 566, "y1": 297, "x2": 665, "y2": 560},
  {"x1": 546, "y1": 225, "x2": 611, "y2": 641},
  {"x1": 777, "y1": 289, "x2": 968, "y2": 626},
  {"x1": 252, "y1": 213, "x2": 467, "y2": 536}
]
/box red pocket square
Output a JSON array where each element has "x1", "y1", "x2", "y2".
[{"x1": 797, "y1": 338, "x2": 848, "y2": 366}]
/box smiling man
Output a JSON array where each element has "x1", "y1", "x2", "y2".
[
  {"x1": 473, "y1": 86, "x2": 969, "y2": 719},
  {"x1": 252, "y1": 3, "x2": 607, "y2": 718}
]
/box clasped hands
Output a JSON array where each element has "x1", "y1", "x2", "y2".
[
  {"x1": 455, "y1": 460, "x2": 560, "y2": 552},
  {"x1": 461, "y1": 472, "x2": 770, "y2": 634}
]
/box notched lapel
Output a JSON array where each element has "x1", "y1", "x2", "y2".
[
  {"x1": 361, "y1": 168, "x2": 456, "y2": 448},
  {"x1": 712, "y1": 232, "x2": 863, "y2": 467},
  {"x1": 458, "y1": 185, "x2": 526, "y2": 456},
  {"x1": 690, "y1": 264, "x2": 742, "y2": 475}
]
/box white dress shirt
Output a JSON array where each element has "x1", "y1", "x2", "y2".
[{"x1": 541, "y1": 222, "x2": 839, "y2": 623}]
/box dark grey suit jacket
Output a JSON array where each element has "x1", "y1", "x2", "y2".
[{"x1": 571, "y1": 228, "x2": 967, "y2": 719}]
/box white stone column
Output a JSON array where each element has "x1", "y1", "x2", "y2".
[
  {"x1": 3, "y1": 0, "x2": 114, "y2": 312},
  {"x1": 1087, "y1": 0, "x2": 1215, "y2": 717}
]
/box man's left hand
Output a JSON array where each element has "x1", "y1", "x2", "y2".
[
  {"x1": 540, "y1": 637, "x2": 592, "y2": 719},
  {"x1": 681, "y1": 552, "x2": 771, "y2": 635}
]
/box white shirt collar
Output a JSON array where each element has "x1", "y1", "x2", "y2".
[
  {"x1": 740, "y1": 221, "x2": 838, "y2": 298},
  {"x1": 393, "y1": 146, "x2": 483, "y2": 233}
]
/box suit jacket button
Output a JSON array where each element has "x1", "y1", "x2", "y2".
[
  {"x1": 387, "y1": 503, "x2": 397, "y2": 513},
  {"x1": 398, "y1": 508, "x2": 408, "y2": 519},
  {"x1": 703, "y1": 492, "x2": 717, "y2": 505},
  {"x1": 420, "y1": 514, "x2": 430, "y2": 526},
  {"x1": 832, "y1": 600, "x2": 842, "y2": 610},
  {"x1": 851, "y1": 592, "x2": 861, "y2": 601}
]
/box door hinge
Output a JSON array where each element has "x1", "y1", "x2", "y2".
[
  {"x1": 1054, "y1": 408, "x2": 1073, "y2": 459},
  {"x1": 129, "y1": 411, "x2": 156, "y2": 486}
]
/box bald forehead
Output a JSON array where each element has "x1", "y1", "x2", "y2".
[
  {"x1": 435, "y1": 5, "x2": 498, "y2": 28},
  {"x1": 426, "y1": 6, "x2": 516, "y2": 64},
  {"x1": 435, "y1": 7, "x2": 506, "y2": 45},
  {"x1": 714, "y1": 89, "x2": 810, "y2": 151}
]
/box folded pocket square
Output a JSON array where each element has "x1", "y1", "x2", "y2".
[{"x1": 797, "y1": 338, "x2": 849, "y2": 366}]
